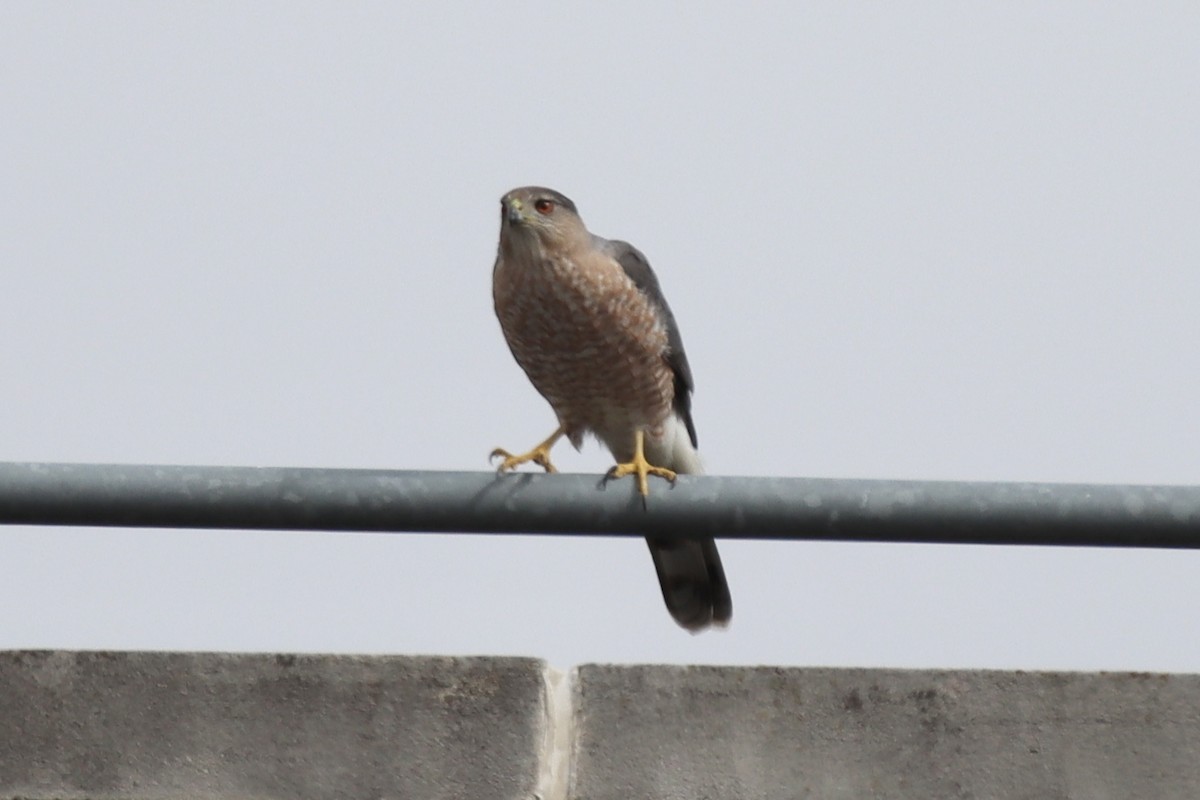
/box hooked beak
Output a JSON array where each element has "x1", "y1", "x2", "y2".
[{"x1": 504, "y1": 198, "x2": 526, "y2": 225}]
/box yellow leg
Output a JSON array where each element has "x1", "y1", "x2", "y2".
[
  {"x1": 490, "y1": 426, "x2": 565, "y2": 474},
  {"x1": 605, "y1": 429, "x2": 677, "y2": 497}
]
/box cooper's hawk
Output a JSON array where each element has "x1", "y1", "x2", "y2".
[{"x1": 490, "y1": 186, "x2": 732, "y2": 631}]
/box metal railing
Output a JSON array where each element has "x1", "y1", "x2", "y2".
[{"x1": 0, "y1": 461, "x2": 1198, "y2": 548}]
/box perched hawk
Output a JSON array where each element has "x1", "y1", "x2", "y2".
[{"x1": 490, "y1": 186, "x2": 732, "y2": 631}]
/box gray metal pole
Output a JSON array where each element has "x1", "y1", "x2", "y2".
[{"x1": 0, "y1": 461, "x2": 1198, "y2": 547}]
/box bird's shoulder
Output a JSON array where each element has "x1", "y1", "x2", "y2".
[{"x1": 597, "y1": 237, "x2": 668, "y2": 302}]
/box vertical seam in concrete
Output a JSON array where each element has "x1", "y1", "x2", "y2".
[{"x1": 536, "y1": 664, "x2": 572, "y2": 800}]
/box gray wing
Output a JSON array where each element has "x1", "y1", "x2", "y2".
[{"x1": 603, "y1": 238, "x2": 698, "y2": 449}]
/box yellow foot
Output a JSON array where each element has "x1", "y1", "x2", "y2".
[
  {"x1": 490, "y1": 426, "x2": 564, "y2": 474},
  {"x1": 604, "y1": 429, "x2": 677, "y2": 497},
  {"x1": 490, "y1": 445, "x2": 557, "y2": 473}
]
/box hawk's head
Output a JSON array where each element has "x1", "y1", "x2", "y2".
[{"x1": 499, "y1": 187, "x2": 587, "y2": 254}]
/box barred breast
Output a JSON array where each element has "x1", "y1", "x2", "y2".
[{"x1": 493, "y1": 251, "x2": 675, "y2": 449}]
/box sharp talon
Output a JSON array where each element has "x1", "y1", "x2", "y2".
[
  {"x1": 605, "y1": 430, "x2": 677, "y2": 501},
  {"x1": 490, "y1": 427, "x2": 564, "y2": 475},
  {"x1": 489, "y1": 448, "x2": 519, "y2": 473}
]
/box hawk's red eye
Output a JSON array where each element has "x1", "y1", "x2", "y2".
[{"x1": 534, "y1": 199, "x2": 554, "y2": 215}]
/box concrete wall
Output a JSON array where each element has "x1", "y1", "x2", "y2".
[{"x1": 3, "y1": 651, "x2": 1199, "y2": 799}]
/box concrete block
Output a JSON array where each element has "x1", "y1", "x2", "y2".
[
  {"x1": 7, "y1": 653, "x2": 1200, "y2": 799},
  {"x1": 0, "y1": 651, "x2": 546, "y2": 800},
  {"x1": 571, "y1": 665, "x2": 1200, "y2": 799}
]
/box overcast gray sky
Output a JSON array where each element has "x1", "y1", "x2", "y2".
[{"x1": 2, "y1": 3, "x2": 1198, "y2": 671}]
